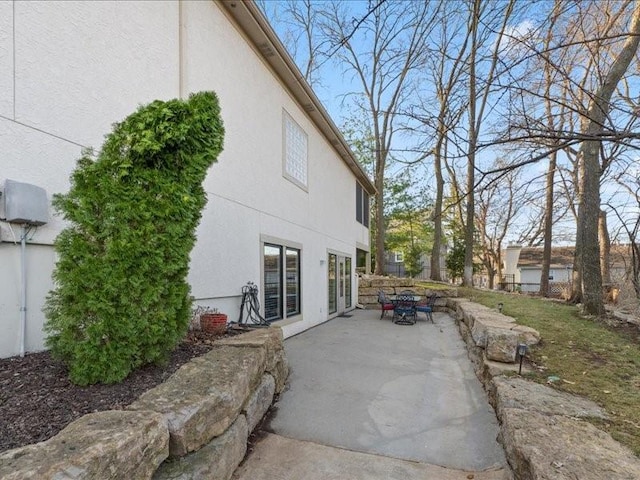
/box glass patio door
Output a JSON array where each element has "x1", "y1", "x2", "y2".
[
  {"x1": 328, "y1": 254, "x2": 337, "y2": 314},
  {"x1": 328, "y1": 253, "x2": 352, "y2": 316}
]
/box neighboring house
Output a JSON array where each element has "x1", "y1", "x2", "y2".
[
  {"x1": 0, "y1": 1, "x2": 375, "y2": 358},
  {"x1": 502, "y1": 244, "x2": 629, "y2": 294},
  {"x1": 384, "y1": 251, "x2": 408, "y2": 278},
  {"x1": 383, "y1": 249, "x2": 448, "y2": 281},
  {"x1": 504, "y1": 245, "x2": 575, "y2": 293}
]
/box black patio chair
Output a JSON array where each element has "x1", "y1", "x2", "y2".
[
  {"x1": 377, "y1": 290, "x2": 395, "y2": 319},
  {"x1": 416, "y1": 294, "x2": 438, "y2": 323}
]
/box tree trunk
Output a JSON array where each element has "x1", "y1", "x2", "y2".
[
  {"x1": 496, "y1": 246, "x2": 503, "y2": 289},
  {"x1": 539, "y1": 10, "x2": 559, "y2": 298},
  {"x1": 463, "y1": 149, "x2": 475, "y2": 287},
  {"x1": 578, "y1": 141, "x2": 604, "y2": 314},
  {"x1": 573, "y1": 1, "x2": 640, "y2": 315},
  {"x1": 570, "y1": 153, "x2": 585, "y2": 302},
  {"x1": 487, "y1": 264, "x2": 495, "y2": 289},
  {"x1": 430, "y1": 146, "x2": 444, "y2": 281},
  {"x1": 374, "y1": 162, "x2": 385, "y2": 275},
  {"x1": 599, "y1": 210, "x2": 611, "y2": 285},
  {"x1": 463, "y1": 0, "x2": 479, "y2": 288},
  {"x1": 632, "y1": 239, "x2": 640, "y2": 298},
  {"x1": 539, "y1": 152, "x2": 557, "y2": 297}
]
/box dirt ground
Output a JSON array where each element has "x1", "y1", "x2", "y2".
[{"x1": 0, "y1": 329, "x2": 232, "y2": 453}]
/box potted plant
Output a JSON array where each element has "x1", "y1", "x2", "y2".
[{"x1": 200, "y1": 307, "x2": 228, "y2": 335}]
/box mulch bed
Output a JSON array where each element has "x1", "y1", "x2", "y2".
[{"x1": 0, "y1": 329, "x2": 236, "y2": 454}]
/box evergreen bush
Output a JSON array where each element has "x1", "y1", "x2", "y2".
[
  {"x1": 45, "y1": 91, "x2": 224, "y2": 385},
  {"x1": 445, "y1": 237, "x2": 466, "y2": 283}
]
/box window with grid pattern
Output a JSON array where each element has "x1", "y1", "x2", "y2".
[{"x1": 283, "y1": 111, "x2": 308, "y2": 189}]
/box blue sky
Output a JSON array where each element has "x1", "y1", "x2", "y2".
[{"x1": 258, "y1": 1, "x2": 640, "y2": 246}]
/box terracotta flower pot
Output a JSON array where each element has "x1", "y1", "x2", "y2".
[{"x1": 200, "y1": 313, "x2": 228, "y2": 335}]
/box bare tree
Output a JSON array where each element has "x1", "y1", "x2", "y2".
[
  {"x1": 476, "y1": 164, "x2": 530, "y2": 289},
  {"x1": 484, "y1": 0, "x2": 640, "y2": 309},
  {"x1": 463, "y1": 0, "x2": 517, "y2": 287},
  {"x1": 538, "y1": 3, "x2": 564, "y2": 297},
  {"x1": 319, "y1": 1, "x2": 437, "y2": 275},
  {"x1": 256, "y1": 0, "x2": 327, "y2": 87},
  {"x1": 611, "y1": 169, "x2": 640, "y2": 298},
  {"x1": 573, "y1": 1, "x2": 640, "y2": 315},
  {"x1": 262, "y1": 0, "x2": 640, "y2": 298},
  {"x1": 498, "y1": 0, "x2": 640, "y2": 310},
  {"x1": 408, "y1": 2, "x2": 471, "y2": 281}
]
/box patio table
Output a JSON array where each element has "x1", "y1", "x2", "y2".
[{"x1": 388, "y1": 294, "x2": 420, "y2": 325}]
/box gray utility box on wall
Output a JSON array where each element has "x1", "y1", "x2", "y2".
[{"x1": 3, "y1": 179, "x2": 49, "y2": 226}]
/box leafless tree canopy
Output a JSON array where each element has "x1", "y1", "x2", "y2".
[{"x1": 261, "y1": 0, "x2": 640, "y2": 314}]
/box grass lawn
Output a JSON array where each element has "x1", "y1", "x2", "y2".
[{"x1": 425, "y1": 284, "x2": 640, "y2": 456}]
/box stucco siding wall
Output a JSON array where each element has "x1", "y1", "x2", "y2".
[
  {"x1": 184, "y1": 2, "x2": 362, "y2": 335},
  {"x1": 0, "y1": 119, "x2": 79, "y2": 241},
  {"x1": 2, "y1": 0, "x2": 180, "y2": 237},
  {"x1": 0, "y1": 2, "x2": 14, "y2": 116},
  {"x1": 0, "y1": 0, "x2": 368, "y2": 357},
  {"x1": 0, "y1": 116, "x2": 81, "y2": 354},
  {"x1": 12, "y1": 1, "x2": 179, "y2": 148},
  {"x1": 183, "y1": 1, "x2": 351, "y2": 228},
  {"x1": 0, "y1": 244, "x2": 56, "y2": 355}
]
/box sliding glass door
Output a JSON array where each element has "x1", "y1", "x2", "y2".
[
  {"x1": 328, "y1": 253, "x2": 337, "y2": 314},
  {"x1": 264, "y1": 243, "x2": 301, "y2": 322},
  {"x1": 328, "y1": 252, "x2": 352, "y2": 315}
]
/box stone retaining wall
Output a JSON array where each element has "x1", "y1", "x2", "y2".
[
  {"x1": 358, "y1": 275, "x2": 457, "y2": 310},
  {"x1": 0, "y1": 328, "x2": 288, "y2": 480},
  {"x1": 446, "y1": 298, "x2": 640, "y2": 480}
]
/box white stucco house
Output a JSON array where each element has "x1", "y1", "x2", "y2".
[{"x1": 0, "y1": 0, "x2": 375, "y2": 358}]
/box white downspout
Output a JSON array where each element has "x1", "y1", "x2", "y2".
[{"x1": 19, "y1": 224, "x2": 27, "y2": 357}]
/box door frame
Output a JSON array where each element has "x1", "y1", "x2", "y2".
[{"x1": 327, "y1": 250, "x2": 352, "y2": 317}]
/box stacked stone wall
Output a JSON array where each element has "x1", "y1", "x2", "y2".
[
  {"x1": 445, "y1": 298, "x2": 640, "y2": 479},
  {"x1": 0, "y1": 328, "x2": 288, "y2": 480},
  {"x1": 358, "y1": 275, "x2": 457, "y2": 310}
]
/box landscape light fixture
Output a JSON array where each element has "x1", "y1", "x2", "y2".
[
  {"x1": 497, "y1": 302, "x2": 504, "y2": 313},
  {"x1": 517, "y1": 343, "x2": 528, "y2": 375}
]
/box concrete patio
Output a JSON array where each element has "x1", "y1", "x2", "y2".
[{"x1": 233, "y1": 308, "x2": 510, "y2": 479}]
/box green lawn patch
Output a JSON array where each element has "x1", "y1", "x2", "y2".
[
  {"x1": 458, "y1": 288, "x2": 640, "y2": 456},
  {"x1": 415, "y1": 281, "x2": 455, "y2": 291}
]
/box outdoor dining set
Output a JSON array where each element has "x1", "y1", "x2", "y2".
[{"x1": 377, "y1": 289, "x2": 438, "y2": 325}]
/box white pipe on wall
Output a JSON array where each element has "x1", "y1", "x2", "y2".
[{"x1": 19, "y1": 224, "x2": 27, "y2": 357}]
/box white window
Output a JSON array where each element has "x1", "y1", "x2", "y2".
[
  {"x1": 283, "y1": 110, "x2": 308, "y2": 189},
  {"x1": 356, "y1": 182, "x2": 370, "y2": 227}
]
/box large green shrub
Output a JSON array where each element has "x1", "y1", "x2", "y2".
[{"x1": 45, "y1": 91, "x2": 224, "y2": 385}]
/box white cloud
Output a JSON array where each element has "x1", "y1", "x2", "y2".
[{"x1": 496, "y1": 20, "x2": 537, "y2": 57}]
